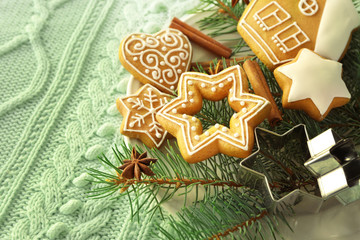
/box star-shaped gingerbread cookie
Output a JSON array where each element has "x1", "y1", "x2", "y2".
[
  {"x1": 156, "y1": 65, "x2": 271, "y2": 163},
  {"x1": 117, "y1": 84, "x2": 171, "y2": 148},
  {"x1": 274, "y1": 49, "x2": 351, "y2": 121}
]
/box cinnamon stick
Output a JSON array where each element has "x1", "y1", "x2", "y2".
[
  {"x1": 243, "y1": 60, "x2": 282, "y2": 126},
  {"x1": 170, "y1": 17, "x2": 232, "y2": 58},
  {"x1": 191, "y1": 56, "x2": 254, "y2": 73}
]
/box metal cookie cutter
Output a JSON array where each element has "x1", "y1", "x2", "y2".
[
  {"x1": 305, "y1": 129, "x2": 360, "y2": 205},
  {"x1": 239, "y1": 125, "x2": 323, "y2": 213}
]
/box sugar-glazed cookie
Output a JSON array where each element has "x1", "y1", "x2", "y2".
[
  {"x1": 119, "y1": 28, "x2": 192, "y2": 94},
  {"x1": 156, "y1": 65, "x2": 271, "y2": 163},
  {"x1": 274, "y1": 49, "x2": 350, "y2": 121},
  {"x1": 237, "y1": 0, "x2": 360, "y2": 70},
  {"x1": 117, "y1": 84, "x2": 171, "y2": 148}
]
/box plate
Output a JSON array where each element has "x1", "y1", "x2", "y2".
[{"x1": 124, "y1": 12, "x2": 360, "y2": 240}]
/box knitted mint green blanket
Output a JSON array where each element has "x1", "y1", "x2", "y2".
[{"x1": 0, "y1": 0, "x2": 198, "y2": 239}]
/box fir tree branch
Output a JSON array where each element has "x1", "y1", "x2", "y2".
[
  {"x1": 216, "y1": 0, "x2": 239, "y2": 21},
  {"x1": 110, "y1": 176, "x2": 244, "y2": 190},
  {"x1": 87, "y1": 141, "x2": 246, "y2": 220},
  {"x1": 209, "y1": 209, "x2": 268, "y2": 240},
  {"x1": 152, "y1": 188, "x2": 289, "y2": 240}
]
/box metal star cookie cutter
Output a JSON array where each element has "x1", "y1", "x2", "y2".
[
  {"x1": 238, "y1": 124, "x2": 324, "y2": 213},
  {"x1": 305, "y1": 129, "x2": 360, "y2": 205}
]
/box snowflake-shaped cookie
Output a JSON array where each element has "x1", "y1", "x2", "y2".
[
  {"x1": 156, "y1": 65, "x2": 271, "y2": 163},
  {"x1": 117, "y1": 84, "x2": 171, "y2": 148}
]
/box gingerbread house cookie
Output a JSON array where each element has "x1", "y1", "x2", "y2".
[
  {"x1": 117, "y1": 84, "x2": 172, "y2": 148},
  {"x1": 274, "y1": 49, "x2": 351, "y2": 121},
  {"x1": 237, "y1": 0, "x2": 360, "y2": 70},
  {"x1": 119, "y1": 28, "x2": 192, "y2": 94},
  {"x1": 156, "y1": 65, "x2": 271, "y2": 163}
]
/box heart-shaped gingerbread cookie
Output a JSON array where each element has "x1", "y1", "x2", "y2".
[{"x1": 119, "y1": 28, "x2": 192, "y2": 94}]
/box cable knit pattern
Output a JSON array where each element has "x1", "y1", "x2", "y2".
[{"x1": 0, "y1": 0, "x2": 199, "y2": 239}]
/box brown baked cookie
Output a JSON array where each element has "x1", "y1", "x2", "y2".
[
  {"x1": 117, "y1": 84, "x2": 172, "y2": 148},
  {"x1": 156, "y1": 65, "x2": 271, "y2": 163},
  {"x1": 237, "y1": 0, "x2": 360, "y2": 70},
  {"x1": 274, "y1": 49, "x2": 350, "y2": 121},
  {"x1": 119, "y1": 28, "x2": 192, "y2": 94}
]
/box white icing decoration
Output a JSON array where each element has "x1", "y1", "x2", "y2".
[
  {"x1": 170, "y1": 86, "x2": 175, "y2": 90},
  {"x1": 201, "y1": 83, "x2": 206, "y2": 88},
  {"x1": 194, "y1": 135, "x2": 200, "y2": 141},
  {"x1": 183, "y1": 114, "x2": 187, "y2": 118},
  {"x1": 239, "y1": 1, "x2": 305, "y2": 66},
  {"x1": 242, "y1": 108, "x2": 247, "y2": 113},
  {"x1": 254, "y1": 2, "x2": 291, "y2": 31},
  {"x1": 159, "y1": 79, "x2": 164, "y2": 83},
  {"x1": 222, "y1": 127, "x2": 227, "y2": 132},
  {"x1": 182, "y1": 103, "x2": 186, "y2": 108},
  {"x1": 120, "y1": 84, "x2": 171, "y2": 148},
  {"x1": 192, "y1": 117, "x2": 196, "y2": 122},
  {"x1": 273, "y1": 22, "x2": 310, "y2": 53},
  {"x1": 188, "y1": 91, "x2": 193, "y2": 96},
  {"x1": 211, "y1": 87, "x2": 216, "y2": 92},
  {"x1": 240, "y1": 101, "x2": 245, "y2": 106},
  {"x1": 299, "y1": 0, "x2": 318, "y2": 16},
  {"x1": 133, "y1": 57, "x2": 138, "y2": 61},
  {"x1": 190, "y1": 99, "x2": 194, "y2": 103},
  {"x1": 234, "y1": 133, "x2": 239, "y2": 138},
  {"x1": 205, "y1": 131, "x2": 210, "y2": 136},
  {"x1": 314, "y1": 0, "x2": 360, "y2": 61},
  {"x1": 277, "y1": 49, "x2": 350, "y2": 115},
  {"x1": 172, "y1": 109, "x2": 177, "y2": 113},
  {"x1": 157, "y1": 66, "x2": 270, "y2": 159},
  {"x1": 188, "y1": 81, "x2": 193, "y2": 85},
  {"x1": 191, "y1": 126, "x2": 196, "y2": 131},
  {"x1": 162, "y1": 47, "x2": 167, "y2": 51},
  {"x1": 122, "y1": 29, "x2": 192, "y2": 92},
  {"x1": 219, "y1": 83, "x2": 224, "y2": 88},
  {"x1": 145, "y1": 69, "x2": 150, "y2": 74},
  {"x1": 227, "y1": 78, "x2": 232, "y2": 82},
  {"x1": 177, "y1": 69, "x2": 182, "y2": 74}
]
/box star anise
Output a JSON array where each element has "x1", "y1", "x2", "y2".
[{"x1": 119, "y1": 147, "x2": 157, "y2": 180}]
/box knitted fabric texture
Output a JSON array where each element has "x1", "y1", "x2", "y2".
[{"x1": 0, "y1": 0, "x2": 199, "y2": 239}]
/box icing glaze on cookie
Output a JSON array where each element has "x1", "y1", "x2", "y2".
[
  {"x1": 276, "y1": 49, "x2": 350, "y2": 118},
  {"x1": 120, "y1": 29, "x2": 192, "y2": 93},
  {"x1": 314, "y1": 0, "x2": 360, "y2": 60},
  {"x1": 238, "y1": 0, "x2": 360, "y2": 70},
  {"x1": 157, "y1": 65, "x2": 271, "y2": 163},
  {"x1": 117, "y1": 84, "x2": 171, "y2": 148}
]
